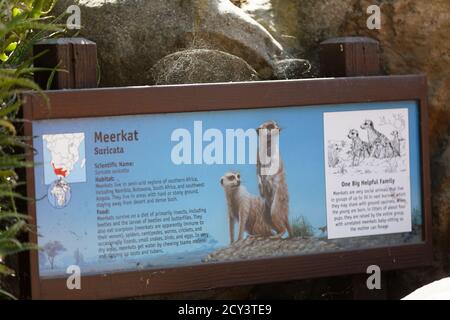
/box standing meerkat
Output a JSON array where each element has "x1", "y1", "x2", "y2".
[
  {"x1": 347, "y1": 129, "x2": 371, "y2": 166},
  {"x1": 390, "y1": 130, "x2": 402, "y2": 156},
  {"x1": 328, "y1": 142, "x2": 342, "y2": 168},
  {"x1": 360, "y1": 119, "x2": 395, "y2": 158},
  {"x1": 220, "y1": 172, "x2": 273, "y2": 244},
  {"x1": 256, "y1": 120, "x2": 292, "y2": 239}
]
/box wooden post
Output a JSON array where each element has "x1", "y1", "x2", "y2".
[
  {"x1": 320, "y1": 36, "x2": 387, "y2": 300},
  {"x1": 320, "y1": 36, "x2": 381, "y2": 77},
  {"x1": 33, "y1": 38, "x2": 97, "y2": 89}
]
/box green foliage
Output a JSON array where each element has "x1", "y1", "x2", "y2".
[
  {"x1": 0, "y1": 0, "x2": 63, "y2": 299},
  {"x1": 291, "y1": 216, "x2": 315, "y2": 237}
]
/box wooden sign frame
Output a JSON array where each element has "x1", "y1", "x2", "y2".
[{"x1": 23, "y1": 75, "x2": 432, "y2": 300}]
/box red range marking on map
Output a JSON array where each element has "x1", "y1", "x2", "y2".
[{"x1": 51, "y1": 162, "x2": 68, "y2": 177}]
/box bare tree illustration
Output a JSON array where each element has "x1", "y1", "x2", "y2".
[{"x1": 43, "y1": 241, "x2": 66, "y2": 269}]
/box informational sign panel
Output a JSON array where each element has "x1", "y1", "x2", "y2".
[{"x1": 24, "y1": 76, "x2": 432, "y2": 299}]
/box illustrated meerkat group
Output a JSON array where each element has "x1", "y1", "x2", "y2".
[
  {"x1": 332, "y1": 119, "x2": 403, "y2": 167},
  {"x1": 220, "y1": 120, "x2": 292, "y2": 244}
]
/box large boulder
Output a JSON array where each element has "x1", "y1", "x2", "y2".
[
  {"x1": 150, "y1": 49, "x2": 259, "y2": 84},
  {"x1": 54, "y1": 0, "x2": 309, "y2": 86}
]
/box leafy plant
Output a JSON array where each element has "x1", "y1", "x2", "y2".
[{"x1": 0, "y1": 0, "x2": 63, "y2": 299}]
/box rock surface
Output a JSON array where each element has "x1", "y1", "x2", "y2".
[
  {"x1": 204, "y1": 237, "x2": 340, "y2": 262},
  {"x1": 150, "y1": 49, "x2": 259, "y2": 84},
  {"x1": 55, "y1": 0, "x2": 308, "y2": 86},
  {"x1": 240, "y1": 0, "x2": 355, "y2": 73},
  {"x1": 204, "y1": 230, "x2": 421, "y2": 263}
]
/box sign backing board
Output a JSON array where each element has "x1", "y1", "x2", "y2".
[{"x1": 23, "y1": 75, "x2": 432, "y2": 299}]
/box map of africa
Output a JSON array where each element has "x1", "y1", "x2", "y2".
[
  {"x1": 42, "y1": 133, "x2": 86, "y2": 185},
  {"x1": 48, "y1": 178, "x2": 71, "y2": 208}
]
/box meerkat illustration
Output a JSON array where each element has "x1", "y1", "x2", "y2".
[
  {"x1": 347, "y1": 129, "x2": 371, "y2": 166},
  {"x1": 328, "y1": 142, "x2": 342, "y2": 168},
  {"x1": 220, "y1": 172, "x2": 273, "y2": 243},
  {"x1": 360, "y1": 120, "x2": 395, "y2": 158},
  {"x1": 256, "y1": 120, "x2": 292, "y2": 239},
  {"x1": 390, "y1": 130, "x2": 402, "y2": 157}
]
